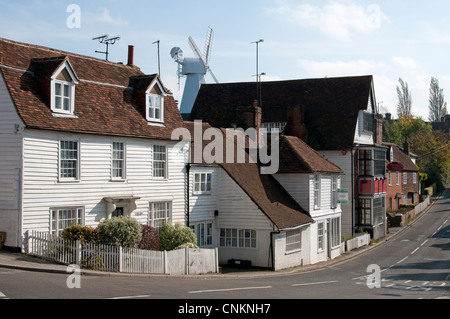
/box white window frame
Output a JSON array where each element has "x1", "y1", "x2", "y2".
[
  {"x1": 388, "y1": 171, "x2": 392, "y2": 186},
  {"x1": 59, "y1": 139, "x2": 80, "y2": 182},
  {"x1": 193, "y1": 172, "x2": 212, "y2": 195},
  {"x1": 52, "y1": 80, "x2": 75, "y2": 114},
  {"x1": 317, "y1": 221, "x2": 325, "y2": 252},
  {"x1": 219, "y1": 228, "x2": 257, "y2": 249},
  {"x1": 396, "y1": 172, "x2": 400, "y2": 185},
  {"x1": 330, "y1": 217, "x2": 341, "y2": 248},
  {"x1": 413, "y1": 172, "x2": 417, "y2": 184},
  {"x1": 314, "y1": 175, "x2": 321, "y2": 209},
  {"x1": 111, "y1": 141, "x2": 126, "y2": 180},
  {"x1": 285, "y1": 228, "x2": 302, "y2": 253},
  {"x1": 51, "y1": 207, "x2": 84, "y2": 236},
  {"x1": 331, "y1": 176, "x2": 338, "y2": 209},
  {"x1": 152, "y1": 144, "x2": 167, "y2": 179},
  {"x1": 146, "y1": 93, "x2": 164, "y2": 123},
  {"x1": 403, "y1": 172, "x2": 408, "y2": 185},
  {"x1": 148, "y1": 201, "x2": 171, "y2": 232},
  {"x1": 190, "y1": 221, "x2": 213, "y2": 247}
]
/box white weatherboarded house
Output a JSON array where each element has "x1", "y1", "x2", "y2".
[{"x1": 0, "y1": 38, "x2": 189, "y2": 248}]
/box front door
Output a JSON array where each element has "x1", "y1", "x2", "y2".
[{"x1": 112, "y1": 204, "x2": 128, "y2": 218}]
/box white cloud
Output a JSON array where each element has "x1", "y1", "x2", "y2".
[
  {"x1": 274, "y1": 1, "x2": 387, "y2": 40},
  {"x1": 84, "y1": 8, "x2": 128, "y2": 26},
  {"x1": 392, "y1": 56, "x2": 419, "y2": 70}
]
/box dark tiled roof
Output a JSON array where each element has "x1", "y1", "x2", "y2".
[
  {"x1": 0, "y1": 37, "x2": 183, "y2": 140},
  {"x1": 190, "y1": 76, "x2": 374, "y2": 150}
]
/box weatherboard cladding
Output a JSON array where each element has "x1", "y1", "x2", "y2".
[{"x1": 0, "y1": 37, "x2": 183, "y2": 140}]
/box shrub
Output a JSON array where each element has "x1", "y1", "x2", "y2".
[
  {"x1": 159, "y1": 222, "x2": 197, "y2": 251},
  {"x1": 61, "y1": 224, "x2": 99, "y2": 243},
  {"x1": 138, "y1": 225, "x2": 160, "y2": 251},
  {"x1": 97, "y1": 216, "x2": 142, "y2": 248}
]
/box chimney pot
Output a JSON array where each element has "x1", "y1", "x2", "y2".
[{"x1": 127, "y1": 45, "x2": 134, "y2": 66}]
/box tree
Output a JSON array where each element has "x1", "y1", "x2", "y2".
[
  {"x1": 396, "y1": 78, "x2": 413, "y2": 119},
  {"x1": 383, "y1": 115, "x2": 432, "y2": 146},
  {"x1": 97, "y1": 216, "x2": 143, "y2": 248},
  {"x1": 409, "y1": 130, "x2": 450, "y2": 191},
  {"x1": 159, "y1": 222, "x2": 197, "y2": 251},
  {"x1": 428, "y1": 77, "x2": 448, "y2": 122}
]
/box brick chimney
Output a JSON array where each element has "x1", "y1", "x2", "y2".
[
  {"x1": 236, "y1": 100, "x2": 262, "y2": 131},
  {"x1": 403, "y1": 137, "x2": 410, "y2": 155},
  {"x1": 284, "y1": 105, "x2": 308, "y2": 141},
  {"x1": 127, "y1": 45, "x2": 134, "y2": 66},
  {"x1": 373, "y1": 117, "x2": 383, "y2": 146}
]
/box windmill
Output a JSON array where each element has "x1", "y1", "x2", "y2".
[{"x1": 171, "y1": 27, "x2": 219, "y2": 116}]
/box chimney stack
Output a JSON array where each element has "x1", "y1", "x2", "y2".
[
  {"x1": 403, "y1": 138, "x2": 410, "y2": 155},
  {"x1": 284, "y1": 105, "x2": 308, "y2": 141},
  {"x1": 127, "y1": 45, "x2": 134, "y2": 66},
  {"x1": 373, "y1": 117, "x2": 383, "y2": 146}
]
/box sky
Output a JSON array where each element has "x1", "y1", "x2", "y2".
[{"x1": 1, "y1": 0, "x2": 450, "y2": 120}]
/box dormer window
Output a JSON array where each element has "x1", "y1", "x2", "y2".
[
  {"x1": 50, "y1": 60, "x2": 78, "y2": 115},
  {"x1": 147, "y1": 93, "x2": 163, "y2": 122},
  {"x1": 145, "y1": 77, "x2": 165, "y2": 123},
  {"x1": 54, "y1": 80, "x2": 73, "y2": 113}
]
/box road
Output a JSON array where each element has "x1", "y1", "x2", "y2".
[{"x1": 1, "y1": 191, "x2": 449, "y2": 306}]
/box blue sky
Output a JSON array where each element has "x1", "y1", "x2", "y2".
[{"x1": 1, "y1": 0, "x2": 450, "y2": 120}]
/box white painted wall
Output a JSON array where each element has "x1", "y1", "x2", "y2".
[
  {"x1": 20, "y1": 129, "x2": 188, "y2": 240},
  {"x1": 0, "y1": 73, "x2": 24, "y2": 247}
]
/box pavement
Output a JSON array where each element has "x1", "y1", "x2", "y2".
[
  {"x1": 0, "y1": 193, "x2": 442, "y2": 279},
  {"x1": 0, "y1": 226, "x2": 405, "y2": 279}
]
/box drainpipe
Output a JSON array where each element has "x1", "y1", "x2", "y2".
[
  {"x1": 351, "y1": 148, "x2": 355, "y2": 237},
  {"x1": 186, "y1": 163, "x2": 191, "y2": 227},
  {"x1": 270, "y1": 229, "x2": 280, "y2": 271}
]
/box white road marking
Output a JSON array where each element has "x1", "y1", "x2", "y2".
[
  {"x1": 107, "y1": 295, "x2": 152, "y2": 299},
  {"x1": 291, "y1": 280, "x2": 338, "y2": 287},
  {"x1": 188, "y1": 286, "x2": 272, "y2": 294}
]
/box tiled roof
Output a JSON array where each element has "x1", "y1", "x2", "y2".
[
  {"x1": 190, "y1": 75, "x2": 374, "y2": 150},
  {"x1": 184, "y1": 120, "x2": 315, "y2": 230},
  {"x1": 279, "y1": 135, "x2": 344, "y2": 174},
  {"x1": 383, "y1": 142, "x2": 419, "y2": 172},
  {"x1": 0, "y1": 37, "x2": 183, "y2": 140}
]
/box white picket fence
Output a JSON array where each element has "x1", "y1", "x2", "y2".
[{"x1": 25, "y1": 230, "x2": 219, "y2": 275}]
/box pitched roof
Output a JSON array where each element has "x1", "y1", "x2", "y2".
[
  {"x1": 184, "y1": 121, "x2": 314, "y2": 230},
  {"x1": 278, "y1": 135, "x2": 344, "y2": 174},
  {"x1": 220, "y1": 161, "x2": 314, "y2": 230},
  {"x1": 0, "y1": 37, "x2": 183, "y2": 140},
  {"x1": 189, "y1": 75, "x2": 374, "y2": 150},
  {"x1": 383, "y1": 142, "x2": 419, "y2": 172}
]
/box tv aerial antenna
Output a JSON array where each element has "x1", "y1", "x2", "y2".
[{"x1": 92, "y1": 35, "x2": 121, "y2": 61}]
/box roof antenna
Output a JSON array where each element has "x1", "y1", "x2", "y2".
[
  {"x1": 153, "y1": 40, "x2": 161, "y2": 76},
  {"x1": 93, "y1": 35, "x2": 120, "y2": 61}
]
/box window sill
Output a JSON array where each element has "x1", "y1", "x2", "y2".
[
  {"x1": 52, "y1": 112, "x2": 78, "y2": 118},
  {"x1": 285, "y1": 249, "x2": 302, "y2": 255},
  {"x1": 147, "y1": 121, "x2": 165, "y2": 127}
]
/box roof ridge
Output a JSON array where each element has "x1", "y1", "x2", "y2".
[{"x1": 0, "y1": 37, "x2": 140, "y2": 71}]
